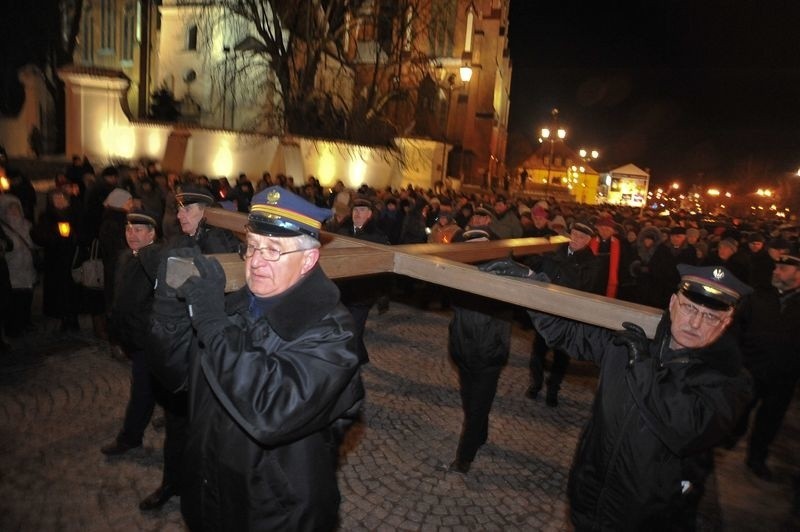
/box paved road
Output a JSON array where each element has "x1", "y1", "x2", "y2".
[{"x1": 1, "y1": 303, "x2": 798, "y2": 531}]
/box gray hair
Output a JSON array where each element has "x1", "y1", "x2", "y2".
[{"x1": 294, "y1": 233, "x2": 321, "y2": 250}]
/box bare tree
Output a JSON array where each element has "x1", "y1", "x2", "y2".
[{"x1": 189, "y1": 0, "x2": 453, "y2": 147}]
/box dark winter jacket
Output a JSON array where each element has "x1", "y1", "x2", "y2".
[
  {"x1": 149, "y1": 265, "x2": 364, "y2": 531},
  {"x1": 530, "y1": 243, "x2": 603, "y2": 294},
  {"x1": 529, "y1": 311, "x2": 751, "y2": 530},
  {"x1": 738, "y1": 286, "x2": 800, "y2": 380},
  {"x1": 335, "y1": 217, "x2": 390, "y2": 307},
  {"x1": 109, "y1": 243, "x2": 161, "y2": 352}
]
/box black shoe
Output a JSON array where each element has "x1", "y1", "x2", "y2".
[
  {"x1": 436, "y1": 459, "x2": 471, "y2": 475},
  {"x1": 139, "y1": 484, "x2": 177, "y2": 511},
  {"x1": 100, "y1": 439, "x2": 140, "y2": 456},
  {"x1": 747, "y1": 459, "x2": 773, "y2": 481},
  {"x1": 545, "y1": 389, "x2": 559, "y2": 408},
  {"x1": 525, "y1": 384, "x2": 542, "y2": 400}
]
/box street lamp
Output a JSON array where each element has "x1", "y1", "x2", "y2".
[
  {"x1": 541, "y1": 108, "x2": 566, "y2": 196},
  {"x1": 456, "y1": 65, "x2": 473, "y2": 182}
]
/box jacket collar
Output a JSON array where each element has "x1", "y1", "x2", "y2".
[{"x1": 226, "y1": 264, "x2": 341, "y2": 341}]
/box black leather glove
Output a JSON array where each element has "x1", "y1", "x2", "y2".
[
  {"x1": 152, "y1": 248, "x2": 197, "y2": 319},
  {"x1": 176, "y1": 254, "x2": 228, "y2": 341},
  {"x1": 478, "y1": 257, "x2": 533, "y2": 279},
  {"x1": 613, "y1": 321, "x2": 650, "y2": 365}
]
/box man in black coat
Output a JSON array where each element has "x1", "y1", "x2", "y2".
[
  {"x1": 336, "y1": 196, "x2": 390, "y2": 364},
  {"x1": 524, "y1": 222, "x2": 602, "y2": 406},
  {"x1": 148, "y1": 186, "x2": 363, "y2": 530},
  {"x1": 440, "y1": 219, "x2": 513, "y2": 475},
  {"x1": 139, "y1": 185, "x2": 240, "y2": 511},
  {"x1": 481, "y1": 261, "x2": 753, "y2": 530},
  {"x1": 100, "y1": 210, "x2": 162, "y2": 456},
  {"x1": 735, "y1": 253, "x2": 800, "y2": 480}
]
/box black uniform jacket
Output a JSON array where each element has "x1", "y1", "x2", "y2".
[
  {"x1": 109, "y1": 243, "x2": 161, "y2": 352},
  {"x1": 529, "y1": 311, "x2": 751, "y2": 530},
  {"x1": 738, "y1": 286, "x2": 800, "y2": 380},
  {"x1": 149, "y1": 265, "x2": 364, "y2": 531}
]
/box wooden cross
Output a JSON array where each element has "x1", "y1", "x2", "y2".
[{"x1": 204, "y1": 208, "x2": 663, "y2": 338}]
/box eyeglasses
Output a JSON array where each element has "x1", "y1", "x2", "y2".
[
  {"x1": 676, "y1": 295, "x2": 728, "y2": 326},
  {"x1": 240, "y1": 243, "x2": 307, "y2": 261}
]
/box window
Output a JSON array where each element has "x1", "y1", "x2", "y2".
[
  {"x1": 403, "y1": 5, "x2": 413, "y2": 52},
  {"x1": 464, "y1": 4, "x2": 475, "y2": 54},
  {"x1": 100, "y1": 0, "x2": 116, "y2": 51},
  {"x1": 82, "y1": 3, "x2": 95, "y2": 62},
  {"x1": 187, "y1": 24, "x2": 198, "y2": 51},
  {"x1": 122, "y1": 2, "x2": 137, "y2": 61}
]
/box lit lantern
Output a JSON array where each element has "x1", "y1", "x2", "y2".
[
  {"x1": 0, "y1": 175, "x2": 9, "y2": 191},
  {"x1": 58, "y1": 222, "x2": 71, "y2": 238}
]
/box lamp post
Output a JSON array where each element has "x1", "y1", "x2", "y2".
[
  {"x1": 541, "y1": 108, "x2": 566, "y2": 197},
  {"x1": 440, "y1": 73, "x2": 456, "y2": 183},
  {"x1": 456, "y1": 65, "x2": 473, "y2": 183}
]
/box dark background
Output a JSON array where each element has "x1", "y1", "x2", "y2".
[{"x1": 507, "y1": 0, "x2": 800, "y2": 187}]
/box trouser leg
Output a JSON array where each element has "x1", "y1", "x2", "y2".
[
  {"x1": 118, "y1": 349, "x2": 156, "y2": 446},
  {"x1": 346, "y1": 303, "x2": 372, "y2": 365},
  {"x1": 162, "y1": 391, "x2": 188, "y2": 491},
  {"x1": 529, "y1": 331, "x2": 548, "y2": 390},
  {"x1": 546, "y1": 348, "x2": 571, "y2": 391},
  {"x1": 748, "y1": 377, "x2": 797, "y2": 464},
  {"x1": 456, "y1": 368, "x2": 502, "y2": 463}
]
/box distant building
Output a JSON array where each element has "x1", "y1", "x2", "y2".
[
  {"x1": 600, "y1": 164, "x2": 650, "y2": 207},
  {"x1": 517, "y1": 139, "x2": 601, "y2": 205}
]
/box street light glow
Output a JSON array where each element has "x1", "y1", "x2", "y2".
[
  {"x1": 557, "y1": 128, "x2": 566, "y2": 139},
  {"x1": 707, "y1": 188, "x2": 720, "y2": 196},
  {"x1": 541, "y1": 128, "x2": 550, "y2": 138},
  {"x1": 459, "y1": 66, "x2": 473, "y2": 83}
]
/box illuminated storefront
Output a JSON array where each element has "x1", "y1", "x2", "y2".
[{"x1": 601, "y1": 163, "x2": 649, "y2": 207}]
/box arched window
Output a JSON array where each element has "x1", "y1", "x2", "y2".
[
  {"x1": 81, "y1": 3, "x2": 95, "y2": 62},
  {"x1": 187, "y1": 24, "x2": 198, "y2": 51},
  {"x1": 100, "y1": 0, "x2": 115, "y2": 51},
  {"x1": 464, "y1": 4, "x2": 475, "y2": 54},
  {"x1": 122, "y1": 2, "x2": 137, "y2": 61},
  {"x1": 403, "y1": 5, "x2": 414, "y2": 52}
]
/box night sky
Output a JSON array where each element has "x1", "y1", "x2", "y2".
[{"x1": 507, "y1": 0, "x2": 800, "y2": 187}]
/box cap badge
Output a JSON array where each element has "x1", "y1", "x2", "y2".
[
  {"x1": 713, "y1": 268, "x2": 725, "y2": 281},
  {"x1": 267, "y1": 190, "x2": 281, "y2": 204}
]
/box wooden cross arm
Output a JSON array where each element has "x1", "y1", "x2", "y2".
[{"x1": 203, "y1": 208, "x2": 663, "y2": 337}]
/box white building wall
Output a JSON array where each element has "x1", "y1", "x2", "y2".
[{"x1": 58, "y1": 69, "x2": 440, "y2": 190}]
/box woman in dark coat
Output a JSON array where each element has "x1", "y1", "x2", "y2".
[{"x1": 32, "y1": 189, "x2": 82, "y2": 330}]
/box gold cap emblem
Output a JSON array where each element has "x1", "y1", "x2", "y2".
[{"x1": 267, "y1": 190, "x2": 281, "y2": 204}]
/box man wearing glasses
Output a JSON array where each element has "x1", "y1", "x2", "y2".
[
  {"x1": 481, "y1": 260, "x2": 753, "y2": 530},
  {"x1": 148, "y1": 186, "x2": 364, "y2": 530}
]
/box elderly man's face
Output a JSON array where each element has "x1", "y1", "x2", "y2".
[
  {"x1": 351, "y1": 206, "x2": 372, "y2": 228},
  {"x1": 772, "y1": 263, "x2": 800, "y2": 292},
  {"x1": 569, "y1": 229, "x2": 592, "y2": 252},
  {"x1": 244, "y1": 233, "x2": 318, "y2": 298},
  {"x1": 177, "y1": 203, "x2": 205, "y2": 236},
  {"x1": 668, "y1": 293, "x2": 733, "y2": 350}
]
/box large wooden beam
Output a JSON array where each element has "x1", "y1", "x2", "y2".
[
  {"x1": 204, "y1": 208, "x2": 664, "y2": 337},
  {"x1": 391, "y1": 252, "x2": 663, "y2": 336}
]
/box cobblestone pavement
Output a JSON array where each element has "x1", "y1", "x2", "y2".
[{"x1": 1, "y1": 303, "x2": 798, "y2": 531}]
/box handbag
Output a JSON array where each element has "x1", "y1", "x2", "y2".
[{"x1": 72, "y1": 238, "x2": 105, "y2": 290}]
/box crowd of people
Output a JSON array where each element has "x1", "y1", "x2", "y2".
[{"x1": 0, "y1": 150, "x2": 798, "y2": 529}]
